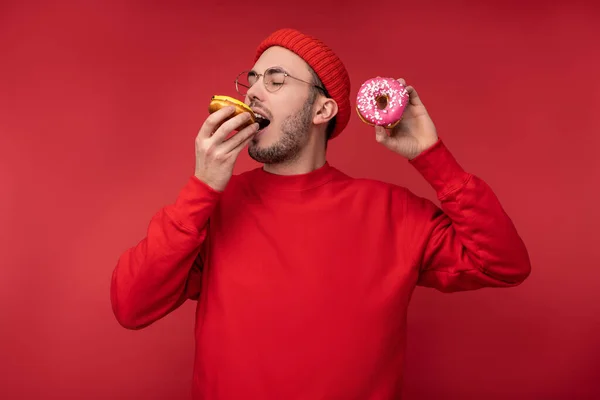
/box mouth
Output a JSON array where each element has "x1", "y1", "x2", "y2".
[{"x1": 252, "y1": 109, "x2": 271, "y2": 131}]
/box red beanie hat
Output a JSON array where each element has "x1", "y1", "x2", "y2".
[{"x1": 255, "y1": 28, "x2": 351, "y2": 140}]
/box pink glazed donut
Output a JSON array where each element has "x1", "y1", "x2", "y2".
[{"x1": 356, "y1": 77, "x2": 409, "y2": 128}]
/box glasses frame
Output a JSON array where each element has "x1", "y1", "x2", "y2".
[{"x1": 235, "y1": 67, "x2": 328, "y2": 97}]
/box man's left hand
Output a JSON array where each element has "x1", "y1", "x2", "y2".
[{"x1": 375, "y1": 79, "x2": 439, "y2": 160}]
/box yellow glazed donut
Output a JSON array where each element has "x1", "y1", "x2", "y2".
[{"x1": 208, "y1": 95, "x2": 255, "y2": 130}]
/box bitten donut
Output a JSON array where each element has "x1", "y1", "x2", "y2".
[
  {"x1": 355, "y1": 77, "x2": 409, "y2": 128},
  {"x1": 208, "y1": 95, "x2": 256, "y2": 130}
]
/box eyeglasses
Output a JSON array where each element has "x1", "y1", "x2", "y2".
[{"x1": 235, "y1": 67, "x2": 328, "y2": 96}]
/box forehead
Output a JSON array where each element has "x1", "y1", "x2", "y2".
[{"x1": 251, "y1": 46, "x2": 310, "y2": 76}]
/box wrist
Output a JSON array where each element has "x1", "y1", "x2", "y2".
[
  {"x1": 194, "y1": 173, "x2": 225, "y2": 193},
  {"x1": 405, "y1": 137, "x2": 439, "y2": 160}
]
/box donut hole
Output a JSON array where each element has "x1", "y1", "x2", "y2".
[{"x1": 376, "y1": 95, "x2": 389, "y2": 110}]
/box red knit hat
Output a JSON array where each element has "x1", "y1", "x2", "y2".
[{"x1": 254, "y1": 28, "x2": 351, "y2": 140}]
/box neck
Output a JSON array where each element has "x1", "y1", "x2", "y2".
[{"x1": 262, "y1": 128, "x2": 327, "y2": 175}]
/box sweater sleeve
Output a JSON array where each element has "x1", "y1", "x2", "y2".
[
  {"x1": 406, "y1": 139, "x2": 531, "y2": 293},
  {"x1": 110, "y1": 176, "x2": 221, "y2": 329}
]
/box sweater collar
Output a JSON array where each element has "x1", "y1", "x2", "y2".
[{"x1": 249, "y1": 161, "x2": 338, "y2": 192}]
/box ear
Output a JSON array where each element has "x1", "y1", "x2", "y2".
[{"x1": 313, "y1": 97, "x2": 338, "y2": 127}]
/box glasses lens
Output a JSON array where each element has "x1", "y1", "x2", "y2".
[
  {"x1": 236, "y1": 71, "x2": 255, "y2": 95},
  {"x1": 264, "y1": 69, "x2": 285, "y2": 92}
]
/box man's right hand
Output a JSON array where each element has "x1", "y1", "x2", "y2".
[{"x1": 194, "y1": 106, "x2": 259, "y2": 192}]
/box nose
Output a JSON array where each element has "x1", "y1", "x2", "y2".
[{"x1": 245, "y1": 75, "x2": 266, "y2": 105}]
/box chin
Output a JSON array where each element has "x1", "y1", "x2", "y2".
[{"x1": 252, "y1": 125, "x2": 275, "y2": 145}]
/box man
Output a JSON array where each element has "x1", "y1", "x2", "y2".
[{"x1": 111, "y1": 28, "x2": 531, "y2": 399}]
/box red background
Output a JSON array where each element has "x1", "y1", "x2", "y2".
[{"x1": 1, "y1": 1, "x2": 599, "y2": 399}]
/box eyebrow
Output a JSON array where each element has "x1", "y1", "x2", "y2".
[{"x1": 248, "y1": 66, "x2": 288, "y2": 75}]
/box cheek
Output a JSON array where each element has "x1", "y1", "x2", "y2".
[{"x1": 272, "y1": 95, "x2": 304, "y2": 119}]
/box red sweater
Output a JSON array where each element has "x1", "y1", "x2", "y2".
[{"x1": 110, "y1": 139, "x2": 531, "y2": 399}]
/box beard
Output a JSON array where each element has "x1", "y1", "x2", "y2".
[{"x1": 248, "y1": 98, "x2": 313, "y2": 165}]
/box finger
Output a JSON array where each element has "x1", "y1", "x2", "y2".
[
  {"x1": 222, "y1": 122, "x2": 259, "y2": 154},
  {"x1": 211, "y1": 111, "x2": 253, "y2": 144},
  {"x1": 405, "y1": 85, "x2": 424, "y2": 107},
  {"x1": 229, "y1": 127, "x2": 259, "y2": 157},
  {"x1": 375, "y1": 126, "x2": 390, "y2": 145},
  {"x1": 396, "y1": 78, "x2": 406, "y2": 86},
  {"x1": 198, "y1": 106, "x2": 236, "y2": 139}
]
